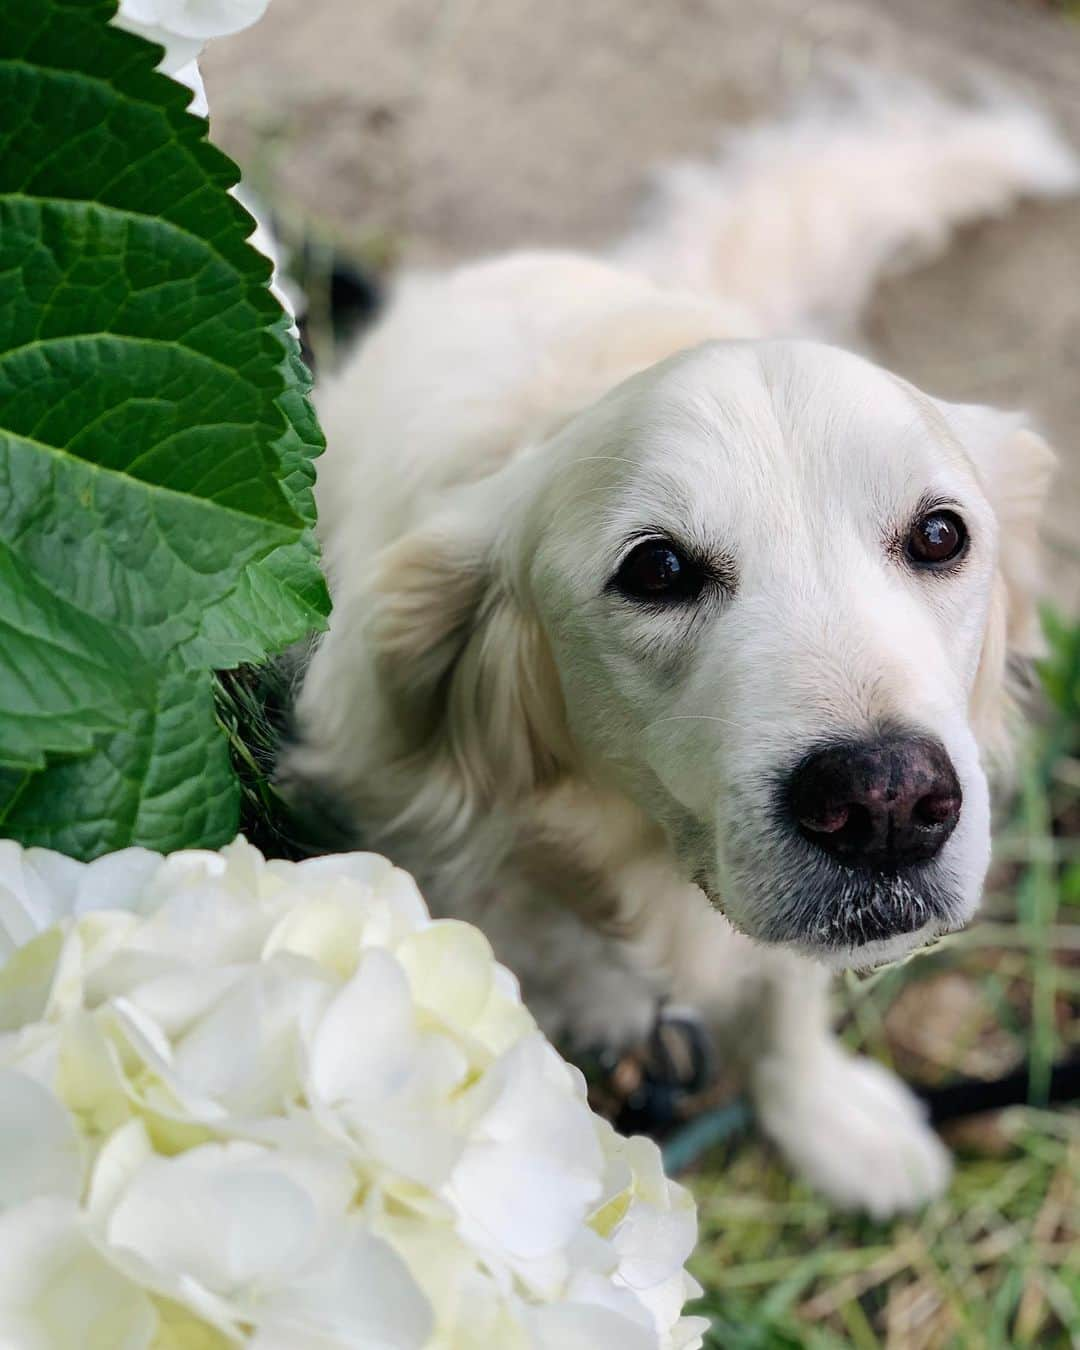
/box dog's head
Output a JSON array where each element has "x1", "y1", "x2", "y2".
[{"x1": 371, "y1": 341, "x2": 1052, "y2": 967}]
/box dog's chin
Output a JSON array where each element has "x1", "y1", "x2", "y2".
[
  {"x1": 805, "y1": 920, "x2": 951, "y2": 973},
  {"x1": 707, "y1": 853, "x2": 976, "y2": 970}
]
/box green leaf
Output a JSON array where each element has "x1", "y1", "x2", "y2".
[
  {"x1": 0, "y1": 0, "x2": 330, "y2": 855},
  {"x1": 0, "y1": 767, "x2": 32, "y2": 822},
  {"x1": 183, "y1": 319, "x2": 331, "y2": 667},
  {"x1": 0, "y1": 537, "x2": 149, "y2": 768},
  {"x1": 1, "y1": 661, "x2": 239, "y2": 856},
  {"x1": 188, "y1": 529, "x2": 329, "y2": 668}
]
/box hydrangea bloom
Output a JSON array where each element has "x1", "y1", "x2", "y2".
[{"x1": 0, "y1": 838, "x2": 708, "y2": 1349}]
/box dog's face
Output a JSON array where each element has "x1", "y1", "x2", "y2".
[{"x1": 374, "y1": 341, "x2": 1051, "y2": 968}]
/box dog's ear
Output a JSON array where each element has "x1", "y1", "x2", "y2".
[
  {"x1": 369, "y1": 514, "x2": 572, "y2": 830},
  {"x1": 940, "y1": 403, "x2": 1055, "y2": 766}
]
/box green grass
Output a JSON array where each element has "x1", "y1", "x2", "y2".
[{"x1": 686, "y1": 613, "x2": 1080, "y2": 1347}]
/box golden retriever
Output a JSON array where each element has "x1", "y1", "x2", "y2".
[{"x1": 288, "y1": 79, "x2": 1075, "y2": 1216}]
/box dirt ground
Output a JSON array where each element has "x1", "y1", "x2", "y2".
[{"x1": 205, "y1": 0, "x2": 1080, "y2": 610}]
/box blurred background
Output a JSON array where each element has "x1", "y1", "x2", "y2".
[{"x1": 208, "y1": 3, "x2": 1080, "y2": 1344}]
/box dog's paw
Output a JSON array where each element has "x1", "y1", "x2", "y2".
[
  {"x1": 599, "y1": 1009, "x2": 713, "y2": 1136},
  {"x1": 752, "y1": 1046, "x2": 951, "y2": 1219}
]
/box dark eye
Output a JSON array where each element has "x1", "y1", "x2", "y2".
[
  {"x1": 905, "y1": 510, "x2": 968, "y2": 569},
  {"x1": 613, "y1": 539, "x2": 706, "y2": 603}
]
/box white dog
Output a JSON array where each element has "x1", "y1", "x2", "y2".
[{"x1": 288, "y1": 80, "x2": 1076, "y2": 1216}]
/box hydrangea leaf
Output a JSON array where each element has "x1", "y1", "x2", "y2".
[
  {"x1": 183, "y1": 319, "x2": 330, "y2": 668},
  {"x1": 0, "y1": 768, "x2": 31, "y2": 824},
  {"x1": 1, "y1": 662, "x2": 238, "y2": 858},
  {"x1": 0, "y1": 0, "x2": 330, "y2": 854},
  {"x1": 0, "y1": 539, "x2": 149, "y2": 769}
]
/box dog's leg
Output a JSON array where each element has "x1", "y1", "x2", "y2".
[
  {"x1": 740, "y1": 950, "x2": 952, "y2": 1218},
  {"x1": 650, "y1": 894, "x2": 950, "y2": 1215},
  {"x1": 483, "y1": 841, "x2": 950, "y2": 1216},
  {"x1": 453, "y1": 868, "x2": 666, "y2": 1055},
  {"x1": 514, "y1": 918, "x2": 665, "y2": 1055}
]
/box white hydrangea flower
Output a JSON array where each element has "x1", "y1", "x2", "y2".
[
  {"x1": 111, "y1": 0, "x2": 270, "y2": 115},
  {"x1": 116, "y1": 0, "x2": 272, "y2": 43},
  {"x1": 0, "y1": 838, "x2": 708, "y2": 1349}
]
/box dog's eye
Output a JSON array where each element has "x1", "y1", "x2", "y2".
[
  {"x1": 613, "y1": 539, "x2": 706, "y2": 602},
  {"x1": 905, "y1": 510, "x2": 967, "y2": 568}
]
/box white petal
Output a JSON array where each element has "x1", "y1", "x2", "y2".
[
  {"x1": 564, "y1": 1269, "x2": 654, "y2": 1325},
  {"x1": 98, "y1": 1000, "x2": 230, "y2": 1130},
  {"x1": 0, "y1": 928, "x2": 64, "y2": 1032},
  {"x1": 0, "y1": 863, "x2": 65, "y2": 962},
  {"x1": 147, "y1": 1299, "x2": 236, "y2": 1348},
  {"x1": 467, "y1": 981, "x2": 535, "y2": 1058},
  {"x1": 526, "y1": 1302, "x2": 657, "y2": 1350},
  {"x1": 116, "y1": 963, "x2": 244, "y2": 1035},
  {"x1": 613, "y1": 1201, "x2": 698, "y2": 1290},
  {"x1": 286, "y1": 853, "x2": 428, "y2": 930},
  {"x1": 86, "y1": 1120, "x2": 154, "y2": 1223},
  {"x1": 0, "y1": 1198, "x2": 156, "y2": 1350},
  {"x1": 0, "y1": 842, "x2": 82, "y2": 949},
  {"x1": 110, "y1": 12, "x2": 205, "y2": 74},
  {"x1": 73, "y1": 850, "x2": 163, "y2": 919},
  {"x1": 105, "y1": 1143, "x2": 336, "y2": 1294},
  {"x1": 0, "y1": 1070, "x2": 82, "y2": 1209},
  {"x1": 263, "y1": 861, "x2": 428, "y2": 977},
  {"x1": 448, "y1": 1039, "x2": 603, "y2": 1266},
  {"x1": 395, "y1": 921, "x2": 495, "y2": 1033},
  {"x1": 152, "y1": 0, "x2": 270, "y2": 42},
  {"x1": 451, "y1": 1141, "x2": 600, "y2": 1263},
  {"x1": 473, "y1": 1038, "x2": 599, "y2": 1161},
  {"x1": 264, "y1": 892, "x2": 383, "y2": 979},
  {"x1": 671, "y1": 1315, "x2": 711, "y2": 1350},
  {"x1": 115, "y1": 0, "x2": 170, "y2": 24},
  {"x1": 259, "y1": 1219, "x2": 433, "y2": 1350},
  {"x1": 170, "y1": 958, "x2": 330, "y2": 1115},
  {"x1": 309, "y1": 950, "x2": 417, "y2": 1106},
  {"x1": 119, "y1": 868, "x2": 277, "y2": 967},
  {"x1": 307, "y1": 951, "x2": 467, "y2": 1185}
]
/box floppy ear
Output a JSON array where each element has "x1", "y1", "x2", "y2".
[
  {"x1": 943, "y1": 403, "x2": 1055, "y2": 767},
  {"x1": 369, "y1": 514, "x2": 572, "y2": 834}
]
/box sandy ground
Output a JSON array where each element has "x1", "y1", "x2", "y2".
[{"x1": 205, "y1": 0, "x2": 1080, "y2": 609}]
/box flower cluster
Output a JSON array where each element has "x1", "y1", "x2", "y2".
[{"x1": 0, "y1": 838, "x2": 707, "y2": 1349}]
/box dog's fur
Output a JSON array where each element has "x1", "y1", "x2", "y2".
[{"x1": 288, "y1": 79, "x2": 1076, "y2": 1216}]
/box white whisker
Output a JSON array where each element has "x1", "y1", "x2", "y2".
[{"x1": 643, "y1": 713, "x2": 739, "y2": 733}]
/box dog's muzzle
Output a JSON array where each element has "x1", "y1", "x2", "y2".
[
  {"x1": 764, "y1": 732, "x2": 966, "y2": 952},
  {"x1": 787, "y1": 734, "x2": 961, "y2": 871}
]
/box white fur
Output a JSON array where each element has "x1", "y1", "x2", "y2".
[
  {"x1": 614, "y1": 71, "x2": 1080, "y2": 335},
  {"x1": 289, "y1": 80, "x2": 1069, "y2": 1215}
]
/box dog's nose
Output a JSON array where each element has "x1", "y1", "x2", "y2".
[{"x1": 788, "y1": 735, "x2": 961, "y2": 870}]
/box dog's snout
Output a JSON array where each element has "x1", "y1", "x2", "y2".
[{"x1": 788, "y1": 735, "x2": 961, "y2": 870}]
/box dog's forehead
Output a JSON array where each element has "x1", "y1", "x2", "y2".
[
  {"x1": 536, "y1": 338, "x2": 985, "y2": 566},
  {"x1": 630, "y1": 340, "x2": 955, "y2": 487}
]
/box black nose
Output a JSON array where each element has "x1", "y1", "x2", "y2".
[{"x1": 788, "y1": 735, "x2": 962, "y2": 870}]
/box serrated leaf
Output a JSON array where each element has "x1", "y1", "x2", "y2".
[
  {"x1": 0, "y1": 537, "x2": 148, "y2": 768},
  {"x1": 0, "y1": 0, "x2": 330, "y2": 856},
  {"x1": 2, "y1": 662, "x2": 238, "y2": 856},
  {"x1": 182, "y1": 317, "x2": 330, "y2": 667},
  {"x1": 186, "y1": 530, "x2": 329, "y2": 668},
  {"x1": 272, "y1": 319, "x2": 324, "y2": 531}
]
